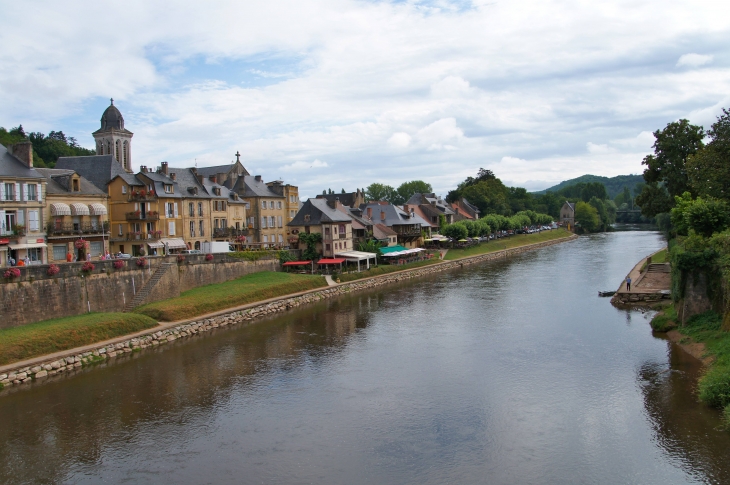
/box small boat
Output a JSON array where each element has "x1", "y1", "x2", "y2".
[{"x1": 598, "y1": 291, "x2": 616, "y2": 297}]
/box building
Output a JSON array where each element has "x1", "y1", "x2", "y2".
[
  {"x1": 359, "y1": 202, "x2": 430, "y2": 248},
  {"x1": 405, "y1": 193, "x2": 455, "y2": 232},
  {"x1": 315, "y1": 189, "x2": 365, "y2": 209},
  {"x1": 92, "y1": 99, "x2": 133, "y2": 173},
  {"x1": 234, "y1": 175, "x2": 288, "y2": 247},
  {"x1": 0, "y1": 142, "x2": 47, "y2": 265},
  {"x1": 373, "y1": 223, "x2": 398, "y2": 247},
  {"x1": 451, "y1": 197, "x2": 480, "y2": 221},
  {"x1": 288, "y1": 198, "x2": 353, "y2": 257},
  {"x1": 560, "y1": 201, "x2": 575, "y2": 227},
  {"x1": 36, "y1": 168, "x2": 109, "y2": 261}
]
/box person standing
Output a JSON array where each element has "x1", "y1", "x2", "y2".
[
  {"x1": 626, "y1": 276, "x2": 632, "y2": 291},
  {"x1": 66, "y1": 251, "x2": 73, "y2": 263}
]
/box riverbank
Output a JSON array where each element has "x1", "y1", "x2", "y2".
[
  {"x1": 611, "y1": 247, "x2": 671, "y2": 305},
  {"x1": 0, "y1": 232, "x2": 577, "y2": 392}
]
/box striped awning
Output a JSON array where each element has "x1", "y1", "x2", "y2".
[
  {"x1": 50, "y1": 203, "x2": 72, "y2": 216},
  {"x1": 160, "y1": 238, "x2": 187, "y2": 249},
  {"x1": 88, "y1": 203, "x2": 107, "y2": 215},
  {"x1": 147, "y1": 241, "x2": 164, "y2": 249},
  {"x1": 70, "y1": 203, "x2": 90, "y2": 216}
]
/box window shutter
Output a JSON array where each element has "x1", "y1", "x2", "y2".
[
  {"x1": 23, "y1": 184, "x2": 29, "y2": 201},
  {"x1": 17, "y1": 209, "x2": 24, "y2": 225},
  {"x1": 174, "y1": 203, "x2": 178, "y2": 217},
  {"x1": 168, "y1": 221, "x2": 175, "y2": 235},
  {"x1": 1, "y1": 185, "x2": 5, "y2": 201},
  {"x1": 15, "y1": 183, "x2": 20, "y2": 201},
  {"x1": 37, "y1": 184, "x2": 42, "y2": 202},
  {"x1": 29, "y1": 210, "x2": 39, "y2": 231},
  {"x1": 0, "y1": 211, "x2": 5, "y2": 232},
  {"x1": 278, "y1": 216, "x2": 282, "y2": 228},
  {"x1": 135, "y1": 203, "x2": 139, "y2": 211},
  {"x1": 261, "y1": 216, "x2": 267, "y2": 228}
]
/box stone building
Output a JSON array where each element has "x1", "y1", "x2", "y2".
[
  {"x1": 288, "y1": 198, "x2": 353, "y2": 257},
  {"x1": 560, "y1": 201, "x2": 575, "y2": 227},
  {"x1": 93, "y1": 99, "x2": 134, "y2": 173}
]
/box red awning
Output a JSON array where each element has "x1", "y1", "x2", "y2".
[
  {"x1": 318, "y1": 258, "x2": 346, "y2": 264},
  {"x1": 0, "y1": 238, "x2": 9, "y2": 245},
  {"x1": 282, "y1": 261, "x2": 312, "y2": 266}
]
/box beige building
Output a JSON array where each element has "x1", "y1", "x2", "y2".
[
  {"x1": 36, "y1": 168, "x2": 109, "y2": 261},
  {"x1": 288, "y1": 198, "x2": 353, "y2": 257}
]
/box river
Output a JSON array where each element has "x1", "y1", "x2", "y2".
[{"x1": 2, "y1": 231, "x2": 730, "y2": 485}]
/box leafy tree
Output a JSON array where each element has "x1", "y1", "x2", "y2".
[
  {"x1": 670, "y1": 192, "x2": 730, "y2": 238},
  {"x1": 297, "y1": 233, "x2": 322, "y2": 261},
  {"x1": 642, "y1": 119, "x2": 704, "y2": 199},
  {"x1": 441, "y1": 223, "x2": 468, "y2": 240},
  {"x1": 365, "y1": 183, "x2": 397, "y2": 203},
  {"x1": 460, "y1": 177, "x2": 510, "y2": 215},
  {"x1": 358, "y1": 239, "x2": 383, "y2": 263},
  {"x1": 687, "y1": 108, "x2": 730, "y2": 200},
  {"x1": 580, "y1": 182, "x2": 608, "y2": 202},
  {"x1": 395, "y1": 180, "x2": 433, "y2": 205},
  {"x1": 635, "y1": 182, "x2": 672, "y2": 218},
  {"x1": 532, "y1": 191, "x2": 563, "y2": 218},
  {"x1": 575, "y1": 201, "x2": 600, "y2": 232}
]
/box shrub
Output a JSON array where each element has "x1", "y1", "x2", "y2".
[
  {"x1": 46, "y1": 264, "x2": 60, "y2": 276},
  {"x1": 699, "y1": 364, "x2": 730, "y2": 409},
  {"x1": 136, "y1": 257, "x2": 147, "y2": 267},
  {"x1": 81, "y1": 261, "x2": 94, "y2": 273},
  {"x1": 650, "y1": 305, "x2": 678, "y2": 332},
  {"x1": 113, "y1": 260, "x2": 125, "y2": 269},
  {"x1": 3, "y1": 267, "x2": 21, "y2": 279},
  {"x1": 205, "y1": 253, "x2": 214, "y2": 261}
]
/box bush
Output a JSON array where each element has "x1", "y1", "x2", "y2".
[
  {"x1": 650, "y1": 305, "x2": 678, "y2": 332},
  {"x1": 4, "y1": 267, "x2": 21, "y2": 279},
  {"x1": 113, "y1": 260, "x2": 125, "y2": 269},
  {"x1": 46, "y1": 264, "x2": 60, "y2": 276},
  {"x1": 699, "y1": 364, "x2": 730, "y2": 408},
  {"x1": 81, "y1": 261, "x2": 94, "y2": 273}
]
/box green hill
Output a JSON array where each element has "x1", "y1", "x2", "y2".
[{"x1": 533, "y1": 174, "x2": 644, "y2": 199}]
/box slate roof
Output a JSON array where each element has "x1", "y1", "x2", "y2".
[
  {"x1": 0, "y1": 144, "x2": 44, "y2": 179},
  {"x1": 288, "y1": 199, "x2": 352, "y2": 226},
  {"x1": 168, "y1": 168, "x2": 208, "y2": 199},
  {"x1": 406, "y1": 192, "x2": 455, "y2": 215},
  {"x1": 563, "y1": 201, "x2": 576, "y2": 212},
  {"x1": 34, "y1": 168, "x2": 106, "y2": 196},
  {"x1": 56, "y1": 155, "x2": 132, "y2": 191},
  {"x1": 359, "y1": 202, "x2": 430, "y2": 228},
  {"x1": 315, "y1": 190, "x2": 363, "y2": 208},
  {"x1": 234, "y1": 175, "x2": 284, "y2": 198},
  {"x1": 138, "y1": 172, "x2": 183, "y2": 199},
  {"x1": 373, "y1": 223, "x2": 397, "y2": 239}
]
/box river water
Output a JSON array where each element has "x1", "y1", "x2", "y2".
[{"x1": 2, "y1": 231, "x2": 730, "y2": 485}]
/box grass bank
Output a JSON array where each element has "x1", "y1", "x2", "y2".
[
  {"x1": 337, "y1": 259, "x2": 440, "y2": 283},
  {"x1": 135, "y1": 271, "x2": 327, "y2": 321},
  {"x1": 443, "y1": 228, "x2": 571, "y2": 260},
  {"x1": 0, "y1": 313, "x2": 158, "y2": 366},
  {"x1": 651, "y1": 306, "x2": 730, "y2": 426}
]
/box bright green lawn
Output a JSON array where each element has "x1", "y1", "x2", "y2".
[
  {"x1": 135, "y1": 271, "x2": 327, "y2": 321},
  {"x1": 0, "y1": 313, "x2": 158, "y2": 366}
]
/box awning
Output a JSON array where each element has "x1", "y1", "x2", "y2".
[
  {"x1": 318, "y1": 258, "x2": 346, "y2": 264},
  {"x1": 0, "y1": 246, "x2": 6, "y2": 251},
  {"x1": 147, "y1": 241, "x2": 164, "y2": 249},
  {"x1": 160, "y1": 238, "x2": 187, "y2": 249},
  {"x1": 88, "y1": 203, "x2": 107, "y2": 215},
  {"x1": 381, "y1": 248, "x2": 425, "y2": 257},
  {"x1": 335, "y1": 251, "x2": 377, "y2": 261},
  {"x1": 50, "y1": 203, "x2": 72, "y2": 216},
  {"x1": 282, "y1": 261, "x2": 313, "y2": 266},
  {"x1": 380, "y1": 245, "x2": 408, "y2": 254},
  {"x1": 9, "y1": 243, "x2": 47, "y2": 250},
  {"x1": 70, "y1": 203, "x2": 90, "y2": 216}
]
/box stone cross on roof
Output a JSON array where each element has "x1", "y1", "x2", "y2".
[{"x1": 235, "y1": 151, "x2": 241, "y2": 163}]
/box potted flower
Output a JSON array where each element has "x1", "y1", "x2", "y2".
[
  {"x1": 74, "y1": 239, "x2": 86, "y2": 250},
  {"x1": 140, "y1": 188, "x2": 147, "y2": 197},
  {"x1": 205, "y1": 253, "x2": 214, "y2": 261},
  {"x1": 136, "y1": 257, "x2": 147, "y2": 267},
  {"x1": 113, "y1": 260, "x2": 125, "y2": 269},
  {"x1": 47, "y1": 264, "x2": 60, "y2": 276},
  {"x1": 3, "y1": 268, "x2": 21, "y2": 279},
  {"x1": 81, "y1": 261, "x2": 94, "y2": 273}
]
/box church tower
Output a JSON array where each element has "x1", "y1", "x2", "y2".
[{"x1": 92, "y1": 99, "x2": 134, "y2": 173}]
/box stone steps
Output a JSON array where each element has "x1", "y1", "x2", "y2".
[{"x1": 124, "y1": 263, "x2": 174, "y2": 312}]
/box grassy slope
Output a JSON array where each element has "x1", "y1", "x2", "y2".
[
  {"x1": 338, "y1": 259, "x2": 440, "y2": 283},
  {"x1": 0, "y1": 313, "x2": 158, "y2": 366},
  {"x1": 135, "y1": 271, "x2": 327, "y2": 321},
  {"x1": 443, "y1": 229, "x2": 571, "y2": 260}
]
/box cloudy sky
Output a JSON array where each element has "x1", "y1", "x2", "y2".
[{"x1": 1, "y1": 1, "x2": 729, "y2": 199}]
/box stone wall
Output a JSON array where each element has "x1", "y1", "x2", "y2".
[
  {"x1": 0, "y1": 235, "x2": 577, "y2": 391},
  {"x1": 0, "y1": 255, "x2": 280, "y2": 329}
]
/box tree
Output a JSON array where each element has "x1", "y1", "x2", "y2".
[
  {"x1": 365, "y1": 183, "x2": 397, "y2": 203},
  {"x1": 687, "y1": 108, "x2": 730, "y2": 200},
  {"x1": 642, "y1": 119, "x2": 704, "y2": 199},
  {"x1": 635, "y1": 182, "x2": 673, "y2": 218},
  {"x1": 580, "y1": 182, "x2": 608, "y2": 202},
  {"x1": 441, "y1": 223, "x2": 468, "y2": 240},
  {"x1": 670, "y1": 192, "x2": 730, "y2": 238},
  {"x1": 396, "y1": 180, "x2": 433, "y2": 205},
  {"x1": 575, "y1": 201, "x2": 600, "y2": 232}
]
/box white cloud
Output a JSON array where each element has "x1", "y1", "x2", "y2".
[
  {"x1": 676, "y1": 53, "x2": 714, "y2": 68},
  {"x1": 586, "y1": 142, "x2": 614, "y2": 154},
  {"x1": 280, "y1": 159, "x2": 329, "y2": 171},
  {"x1": 387, "y1": 132, "x2": 412, "y2": 148}
]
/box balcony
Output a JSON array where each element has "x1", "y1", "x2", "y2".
[
  {"x1": 125, "y1": 211, "x2": 160, "y2": 221},
  {"x1": 127, "y1": 191, "x2": 156, "y2": 201},
  {"x1": 213, "y1": 228, "x2": 249, "y2": 238},
  {"x1": 46, "y1": 222, "x2": 109, "y2": 237},
  {"x1": 111, "y1": 231, "x2": 163, "y2": 242}
]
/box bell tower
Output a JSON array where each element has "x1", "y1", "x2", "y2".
[{"x1": 92, "y1": 98, "x2": 134, "y2": 173}]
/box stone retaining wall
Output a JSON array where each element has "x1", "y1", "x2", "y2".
[
  {"x1": 0, "y1": 235, "x2": 577, "y2": 392},
  {"x1": 611, "y1": 292, "x2": 670, "y2": 305}
]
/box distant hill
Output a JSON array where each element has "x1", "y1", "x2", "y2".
[{"x1": 532, "y1": 174, "x2": 645, "y2": 199}]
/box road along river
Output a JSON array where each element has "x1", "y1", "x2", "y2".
[{"x1": 2, "y1": 231, "x2": 729, "y2": 485}]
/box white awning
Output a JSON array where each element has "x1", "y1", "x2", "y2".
[
  {"x1": 88, "y1": 203, "x2": 107, "y2": 215},
  {"x1": 161, "y1": 238, "x2": 187, "y2": 249},
  {"x1": 0, "y1": 246, "x2": 7, "y2": 251},
  {"x1": 9, "y1": 243, "x2": 47, "y2": 250},
  {"x1": 334, "y1": 250, "x2": 378, "y2": 261},
  {"x1": 50, "y1": 203, "x2": 72, "y2": 216},
  {"x1": 147, "y1": 241, "x2": 164, "y2": 248},
  {"x1": 70, "y1": 203, "x2": 90, "y2": 216}
]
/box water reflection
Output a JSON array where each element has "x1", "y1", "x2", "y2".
[{"x1": 1, "y1": 232, "x2": 729, "y2": 485}]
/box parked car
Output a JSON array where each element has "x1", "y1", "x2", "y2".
[
  {"x1": 181, "y1": 249, "x2": 202, "y2": 254},
  {"x1": 115, "y1": 253, "x2": 131, "y2": 259}
]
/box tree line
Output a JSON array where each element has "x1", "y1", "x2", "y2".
[{"x1": 0, "y1": 125, "x2": 95, "y2": 168}]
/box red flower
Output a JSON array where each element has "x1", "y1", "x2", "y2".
[
  {"x1": 205, "y1": 253, "x2": 214, "y2": 261},
  {"x1": 47, "y1": 264, "x2": 60, "y2": 276},
  {"x1": 81, "y1": 261, "x2": 95, "y2": 272},
  {"x1": 113, "y1": 260, "x2": 125, "y2": 269}
]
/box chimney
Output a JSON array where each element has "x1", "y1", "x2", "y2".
[
  {"x1": 9, "y1": 142, "x2": 33, "y2": 168},
  {"x1": 140, "y1": 165, "x2": 147, "y2": 173},
  {"x1": 367, "y1": 207, "x2": 372, "y2": 219},
  {"x1": 196, "y1": 174, "x2": 204, "y2": 184},
  {"x1": 170, "y1": 172, "x2": 177, "y2": 181},
  {"x1": 255, "y1": 175, "x2": 262, "y2": 182},
  {"x1": 209, "y1": 175, "x2": 216, "y2": 182},
  {"x1": 161, "y1": 162, "x2": 169, "y2": 175}
]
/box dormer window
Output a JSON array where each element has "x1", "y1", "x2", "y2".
[
  {"x1": 72, "y1": 178, "x2": 80, "y2": 192},
  {"x1": 214, "y1": 187, "x2": 221, "y2": 196},
  {"x1": 304, "y1": 214, "x2": 310, "y2": 222},
  {"x1": 164, "y1": 184, "x2": 173, "y2": 193}
]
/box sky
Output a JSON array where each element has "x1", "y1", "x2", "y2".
[{"x1": 1, "y1": 0, "x2": 729, "y2": 199}]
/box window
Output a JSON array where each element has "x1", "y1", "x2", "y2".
[
  {"x1": 277, "y1": 216, "x2": 282, "y2": 228},
  {"x1": 28, "y1": 210, "x2": 39, "y2": 231},
  {"x1": 118, "y1": 224, "x2": 123, "y2": 236},
  {"x1": 90, "y1": 241, "x2": 103, "y2": 257},
  {"x1": 248, "y1": 216, "x2": 255, "y2": 228},
  {"x1": 270, "y1": 216, "x2": 275, "y2": 227},
  {"x1": 199, "y1": 220, "x2": 204, "y2": 236},
  {"x1": 72, "y1": 179, "x2": 79, "y2": 192},
  {"x1": 339, "y1": 224, "x2": 346, "y2": 234},
  {"x1": 168, "y1": 221, "x2": 176, "y2": 235},
  {"x1": 277, "y1": 201, "x2": 282, "y2": 209},
  {"x1": 167, "y1": 203, "x2": 175, "y2": 217},
  {"x1": 278, "y1": 234, "x2": 283, "y2": 243},
  {"x1": 263, "y1": 235, "x2": 268, "y2": 243},
  {"x1": 164, "y1": 184, "x2": 173, "y2": 193},
  {"x1": 189, "y1": 203, "x2": 194, "y2": 217},
  {"x1": 261, "y1": 216, "x2": 267, "y2": 228},
  {"x1": 53, "y1": 245, "x2": 66, "y2": 261},
  {"x1": 261, "y1": 200, "x2": 266, "y2": 209},
  {"x1": 198, "y1": 202, "x2": 203, "y2": 217},
  {"x1": 122, "y1": 185, "x2": 127, "y2": 194},
  {"x1": 27, "y1": 184, "x2": 37, "y2": 201},
  {"x1": 214, "y1": 219, "x2": 219, "y2": 229},
  {"x1": 269, "y1": 201, "x2": 275, "y2": 209},
  {"x1": 325, "y1": 243, "x2": 331, "y2": 251},
  {"x1": 304, "y1": 214, "x2": 310, "y2": 222},
  {"x1": 3, "y1": 183, "x2": 14, "y2": 201},
  {"x1": 325, "y1": 227, "x2": 330, "y2": 236},
  {"x1": 190, "y1": 221, "x2": 195, "y2": 237}
]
